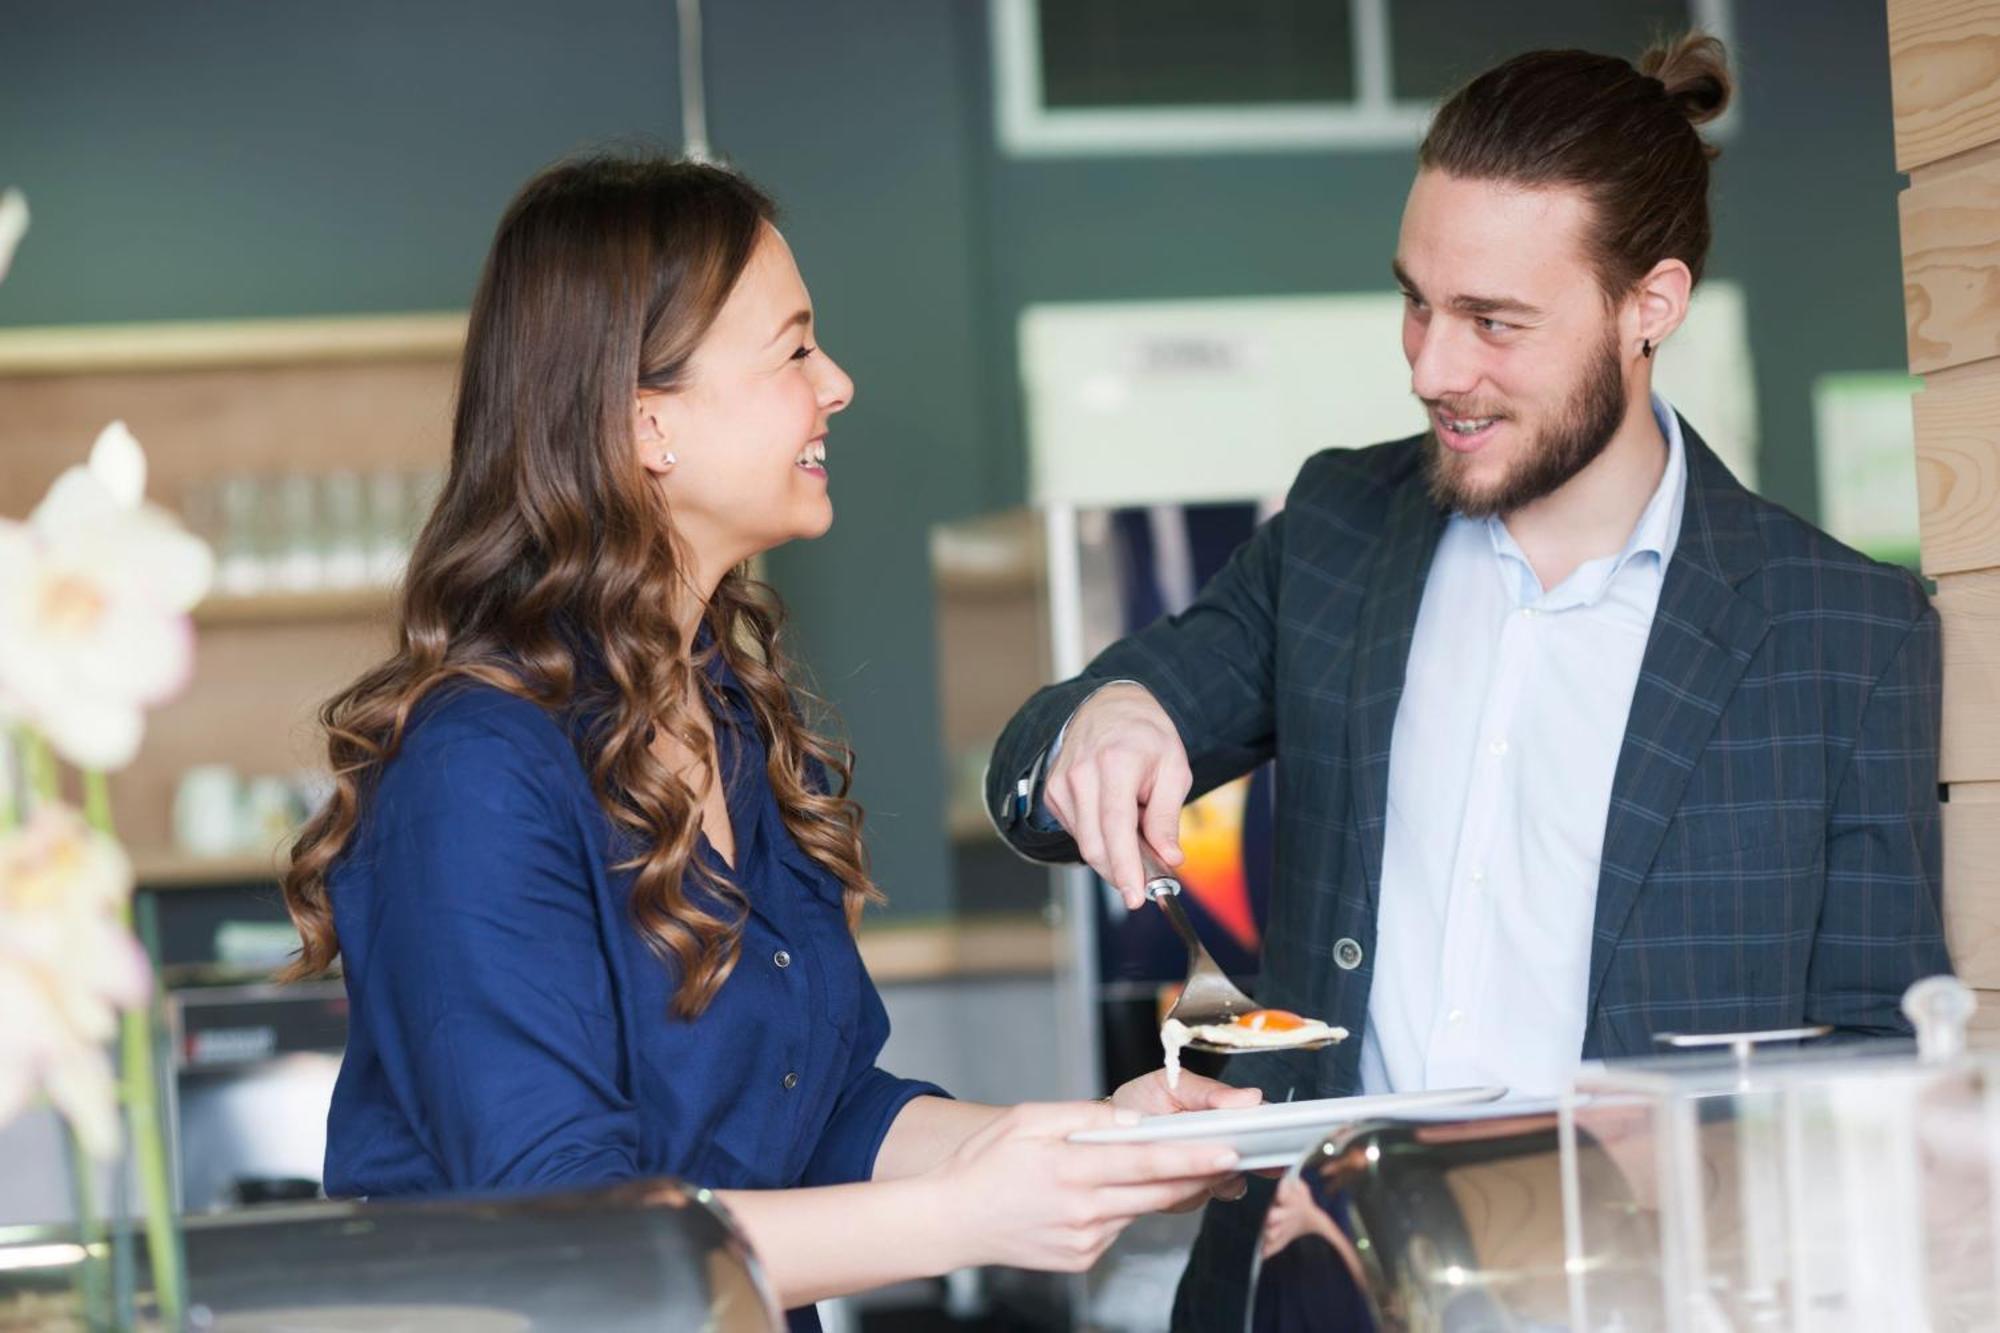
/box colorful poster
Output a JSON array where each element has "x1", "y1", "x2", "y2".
[{"x1": 1093, "y1": 500, "x2": 1275, "y2": 984}]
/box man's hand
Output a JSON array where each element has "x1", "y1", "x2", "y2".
[{"x1": 1043, "y1": 683, "x2": 1193, "y2": 909}]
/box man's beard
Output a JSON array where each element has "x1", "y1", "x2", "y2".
[{"x1": 1423, "y1": 329, "x2": 1628, "y2": 520}]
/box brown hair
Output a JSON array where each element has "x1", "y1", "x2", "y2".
[
  {"x1": 1418, "y1": 32, "x2": 1733, "y2": 299},
  {"x1": 279, "y1": 154, "x2": 880, "y2": 1016}
]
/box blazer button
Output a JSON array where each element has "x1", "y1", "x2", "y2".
[
  {"x1": 774, "y1": 949, "x2": 792, "y2": 969},
  {"x1": 782, "y1": 1072, "x2": 799, "y2": 1091},
  {"x1": 1334, "y1": 938, "x2": 1364, "y2": 970}
]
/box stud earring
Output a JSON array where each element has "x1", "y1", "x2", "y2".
[
  {"x1": 660, "y1": 451, "x2": 677, "y2": 468},
  {"x1": 1641, "y1": 338, "x2": 1655, "y2": 359}
]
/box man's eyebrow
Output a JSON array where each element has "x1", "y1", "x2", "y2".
[
  {"x1": 1452, "y1": 293, "x2": 1543, "y2": 319},
  {"x1": 1391, "y1": 261, "x2": 1543, "y2": 320},
  {"x1": 766, "y1": 310, "x2": 811, "y2": 345}
]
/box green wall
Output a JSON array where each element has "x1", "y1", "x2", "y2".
[{"x1": 1, "y1": 1, "x2": 1912, "y2": 917}]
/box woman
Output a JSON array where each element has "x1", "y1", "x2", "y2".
[{"x1": 279, "y1": 154, "x2": 1251, "y2": 1326}]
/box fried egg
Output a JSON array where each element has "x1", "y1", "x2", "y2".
[{"x1": 1161, "y1": 1010, "x2": 1349, "y2": 1088}]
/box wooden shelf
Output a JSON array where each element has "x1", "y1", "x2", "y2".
[
  {"x1": 193, "y1": 586, "x2": 395, "y2": 627},
  {"x1": 933, "y1": 564, "x2": 1041, "y2": 598},
  {"x1": 134, "y1": 849, "x2": 288, "y2": 889},
  {"x1": 0, "y1": 311, "x2": 465, "y2": 375}
]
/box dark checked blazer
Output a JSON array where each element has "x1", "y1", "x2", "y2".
[{"x1": 985, "y1": 418, "x2": 1950, "y2": 1332}]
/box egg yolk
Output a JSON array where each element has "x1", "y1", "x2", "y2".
[{"x1": 1235, "y1": 1008, "x2": 1307, "y2": 1032}]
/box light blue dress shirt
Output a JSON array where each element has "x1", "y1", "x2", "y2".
[{"x1": 1360, "y1": 394, "x2": 1688, "y2": 1097}]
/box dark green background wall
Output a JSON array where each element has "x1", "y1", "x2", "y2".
[{"x1": 0, "y1": 1, "x2": 1911, "y2": 918}]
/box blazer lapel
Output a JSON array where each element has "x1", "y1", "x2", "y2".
[
  {"x1": 1586, "y1": 420, "x2": 1771, "y2": 1017},
  {"x1": 1346, "y1": 473, "x2": 1449, "y2": 914}
]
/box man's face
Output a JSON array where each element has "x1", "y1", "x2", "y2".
[{"x1": 1395, "y1": 170, "x2": 1634, "y2": 519}]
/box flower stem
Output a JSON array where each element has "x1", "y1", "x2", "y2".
[
  {"x1": 83, "y1": 766, "x2": 113, "y2": 834},
  {"x1": 64, "y1": 1120, "x2": 111, "y2": 1329},
  {"x1": 21, "y1": 727, "x2": 58, "y2": 807},
  {"x1": 121, "y1": 999, "x2": 183, "y2": 1328},
  {"x1": 84, "y1": 770, "x2": 186, "y2": 1330},
  {"x1": 0, "y1": 729, "x2": 17, "y2": 833}
]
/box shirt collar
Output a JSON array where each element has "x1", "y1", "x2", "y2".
[
  {"x1": 1478, "y1": 392, "x2": 1688, "y2": 609},
  {"x1": 1628, "y1": 392, "x2": 1687, "y2": 567}
]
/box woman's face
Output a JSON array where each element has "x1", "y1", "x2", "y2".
[{"x1": 640, "y1": 223, "x2": 853, "y2": 581}]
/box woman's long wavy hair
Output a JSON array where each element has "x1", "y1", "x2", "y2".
[{"x1": 280, "y1": 154, "x2": 880, "y2": 1016}]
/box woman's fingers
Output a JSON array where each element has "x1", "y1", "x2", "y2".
[
  {"x1": 1160, "y1": 1070, "x2": 1263, "y2": 1112},
  {"x1": 1064, "y1": 1138, "x2": 1239, "y2": 1187},
  {"x1": 1084, "y1": 1176, "x2": 1233, "y2": 1220}
]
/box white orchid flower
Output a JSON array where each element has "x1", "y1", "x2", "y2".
[
  {"x1": 0, "y1": 422, "x2": 215, "y2": 769},
  {"x1": 0, "y1": 802, "x2": 149, "y2": 1160},
  {"x1": 0, "y1": 189, "x2": 26, "y2": 286}
]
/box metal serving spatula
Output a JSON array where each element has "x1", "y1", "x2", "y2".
[{"x1": 1143, "y1": 851, "x2": 1343, "y2": 1055}]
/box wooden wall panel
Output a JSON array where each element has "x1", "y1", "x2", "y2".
[
  {"x1": 1966, "y1": 987, "x2": 2000, "y2": 1047},
  {"x1": 1891, "y1": 0, "x2": 2000, "y2": 1036},
  {"x1": 1937, "y1": 572, "x2": 2000, "y2": 782},
  {"x1": 1945, "y1": 797, "x2": 2000, "y2": 985},
  {"x1": 1899, "y1": 154, "x2": 2000, "y2": 375},
  {"x1": 1915, "y1": 360, "x2": 2000, "y2": 575},
  {"x1": 1889, "y1": 0, "x2": 2000, "y2": 171}
]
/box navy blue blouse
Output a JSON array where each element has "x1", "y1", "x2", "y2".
[{"x1": 323, "y1": 654, "x2": 945, "y2": 1325}]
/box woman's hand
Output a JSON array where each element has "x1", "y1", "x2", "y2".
[
  {"x1": 1108, "y1": 1069, "x2": 1260, "y2": 1207},
  {"x1": 923, "y1": 1101, "x2": 1240, "y2": 1273},
  {"x1": 1109, "y1": 1068, "x2": 1262, "y2": 1117}
]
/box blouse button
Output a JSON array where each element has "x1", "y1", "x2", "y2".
[
  {"x1": 782, "y1": 1071, "x2": 800, "y2": 1091},
  {"x1": 774, "y1": 949, "x2": 792, "y2": 969}
]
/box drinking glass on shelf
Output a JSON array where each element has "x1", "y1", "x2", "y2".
[
  {"x1": 173, "y1": 763, "x2": 243, "y2": 857},
  {"x1": 215, "y1": 473, "x2": 266, "y2": 596},
  {"x1": 366, "y1": 469, "x2": 411, "y2": 585},
  {"x1": 270, "y1": 472, "x2": 321, "y2": 592},
  {"x1": 408, "y1": 467, "x2": 444, "y2": 534},
  {"x1": 320, "y1": 470, "x2": 369, "y2": 589}
]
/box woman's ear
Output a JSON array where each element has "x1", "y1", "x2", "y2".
[{"x1": 635, "y1": 397, "x2": 676, "y2": 476}]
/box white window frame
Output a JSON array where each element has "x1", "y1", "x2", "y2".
[{"x1": 992, "y1": 0, "x2": 1736, "y2": 157}]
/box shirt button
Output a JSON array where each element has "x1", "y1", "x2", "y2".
[
  {"x1": 774, "y1": 949, "x2": 792, "y2": 969},
  {"x1": 1334, "y1": 938, "x2": 1364, "y2": 970},
  {"x1": 1448, "y1": 1009, "x2": 1466, "y2": 1025},
  {"x1": 1469, "y1": 869, "x2": 1486, "y2": 886},
  {"x1": 782, "y1": 1072, "x2": 799, "y2": 1091},
  {"x1": 1489, "y1": 739, "x2": 1509, "y2": 757}
]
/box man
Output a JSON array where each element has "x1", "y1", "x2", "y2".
[{"x1": 985, "y1": 34, "x2": 1950, "y2": 1330}]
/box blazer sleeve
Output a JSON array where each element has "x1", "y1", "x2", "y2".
[
  {"x1": 346, "y1": 711, "x2": 643, "y2": 1190},
  {"x1": 1806, "y1": 604, "x2": 1953, "y2": 1036},
  {"x1": 986, "y1": 502, "x2": 1288, "y2": 864}
]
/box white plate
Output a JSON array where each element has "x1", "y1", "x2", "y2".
[{"x1": 1069, "y1": 1085, "x2": 1510, "y2": 1171}]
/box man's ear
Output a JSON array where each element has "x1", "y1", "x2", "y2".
[{"x1": 1631, "y1": 257, "x2": 1693, "y2": 358}]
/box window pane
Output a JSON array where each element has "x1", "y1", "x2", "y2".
[
  {"x1": 1390, "y1": 0, "x2": 1693, "y2": 102},
  {"x1": 1038, "y1": 0, "x2": 1355, "y2": 109}
]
